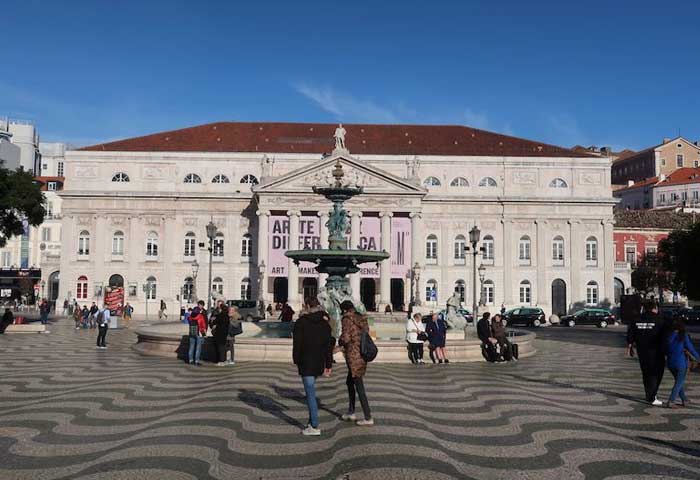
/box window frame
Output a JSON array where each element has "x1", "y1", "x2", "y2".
[
  {"x1": 423, "y1": 176, "x2": 441, "y2": 187},
  {"x1": 519, "y1": 280, "x2": 531, "y2": 305},
  {"x1": 483, "y1": 280, "x2": 495, "y2": 305},
  {"x1": 184, "y1": 173, "x2": 202, "y2": 184},
  {"x1": 77, "y1": 275, "x2": 88, "y2": 300},
  {"x1": 78, "y1": 230, "x2": 90, "y2": 256},
  {"x1": 549, "y1": 178, "x2": 568, "y2": 188},
  {"x1": 146, "y1": 231, "x2": 159, "y2": 258},
  {"x1": 240, "y1": 278, "x2": 252, "y2": 300},
  {"x1": 586, "y1": 281, "x2": 599, "y2": 305},
  {"x1": 111, "y1": 172, "x2": 130, "y2": 182},
  {"x1": 112, "y1": 231, "x2": 125, "y2": 255},
  {"x1": 240, "y1": 174, "x2": 259, "y2": 186},
  {"x1": 518, "y1": 236, "x2": 531, "y2": 262},
  {"x1": 478, "y1": 177, "x2": 497, "y2": 187},
  {"x1": 241, "y1": 233, "x2": 252, "y2": 258},
  {"x1": 449, "y1": 177, "x2": 469, "y2": 187},
  {"x1": 212, "y1": 174, "x2": 230, "y2": 184},
  {"x1": 146, "y1": 276, "x2": 157, "y2": 300},
  {"x1": 585, "y1": 236, "x2": 598, "y2": 263},
  {"x1": 426, "y1": 234, "x2": 438, "y2": 262},
  {"x1": 184, "y1": 232, "x2": 196, "y2": 257}
]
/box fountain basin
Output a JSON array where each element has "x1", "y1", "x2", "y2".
[{"x1": 285, "y1": 248, "x2": 389, "y2": 275}]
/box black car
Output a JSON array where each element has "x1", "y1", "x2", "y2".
[
  {"x1": 675, "y1": 307, "x2": 700, "y2": 324},
  {"x1": 561, "y1": 308, "x2": 615, "y2": 328},
  {"x1": 660, "y1": 305, "x2": 691, "y2": 322},
  {"x1": 503, "y1": 307, "x2": 546, "y2": 327}
]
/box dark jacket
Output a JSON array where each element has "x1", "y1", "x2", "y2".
[
  {"x1": 477, "y1": 318, "x2": 492, "y2": 344},
  {"x1": 212, "y1": 309, "x2": 230, "y2": 342},
  {"x1": 293, "y1": 307, "x2": 334, "y2": 377},
  {"x1": 627, "y1": 311, "x2": 667, "y2": 353},
  {"x1": 280, "y1": 304, "x2": 295, "y2": 322},
  {"x1": 425, "y1": 316, "x2": 447, "y2": 348}
]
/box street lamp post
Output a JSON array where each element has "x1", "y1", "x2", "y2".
[
  {"x1": 205, "y1": 221, "x2": 218, "y2": 314},
  {"x1": 142, "y1": 282, "x2": 152, "y2": 321},
  {"x1": 478, "y1": 264, "x2": 486, "y2": 306},
  {"x1": 468, "y1": 226, "x2": 481, "y2": 331},
  {"x1": 191, "y1": 259, "x2": 200, "y2": 303},
  {"x1": 258, "y1": 260, "x2": 266, "y2": 316}
]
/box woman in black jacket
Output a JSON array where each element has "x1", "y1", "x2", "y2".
[
  {"x1": 293, "y1": 296, "x2": 334, "y2": 436},
  {"x1": 213, "y1": 304, "x2": 230, "y2": 366}
]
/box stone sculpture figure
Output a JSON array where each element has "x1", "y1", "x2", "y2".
[
  {"x1": 446, "y1": 291, "x2": 467, "y2": 329},
  {"x1": 326, "y1": 203, "x2": 349, "y2": 243},
  {"x1": 319, "y1": 284, "x2": 366, "y2": 338},
  {"x1": 334, "y1": 123, "x2": 347, "y2": 150}
]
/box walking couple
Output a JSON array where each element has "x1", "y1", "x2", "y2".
[{"x1": 293, "y1": 297, "x2": 373, "y2": 436}]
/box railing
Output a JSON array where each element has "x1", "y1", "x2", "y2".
[{"x1": 615, "y1": 261, "x2": 631, "y2": 270}]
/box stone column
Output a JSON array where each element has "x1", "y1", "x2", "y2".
[
  {"x1": 409, "y1": 212, "x2": 423, "y2": 305},
  {"x1": 535, "y1": 220, "x2": 547, "y2": 306},
  {"x1": 502, "y1": 219, "x2": 513, "y2": 305},
  {"x1": 256, "y1": 210, "x2": 269, "y2": 303},
  {"x1": 379, "y1": 211, "x2": 392, "y2": 310},
  {"x1": 287, "y1": 210, "x2": 301, "y2": 308},
  {"x1": 569, "y1": 219, "x2": 581, "y2": 308},
  {"x1": 318, "y1": 211, "x2": 329, "y2": 291},
  {"x1": 603, "y1": 219, "x2": 615, "y2": 304},
  {"x1": 349, "y1": 211, "x2": 362, "y2": 298}
]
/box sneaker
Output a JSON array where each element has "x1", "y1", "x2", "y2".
[
  {"x1": 302, "y1": 426, "x2": 321, "y2": 436},
  {"x1": 226, "y1": 360, "x2": 235, "y2": 365},
  {"x1": 356, "y1": 418, "x2": 374, "y2": 426},
  {"x1": 216, "y1": 362, "x2": 226, "y2": 367},
  {"x1": 651, "y1": 398, "x2": 663, "y2": 407},
  {"x1": 341, "y1": 413, "x2": 357, "y2": 422},
  {"x1": 418, "y1": 359, "x2": 425, "y2": 365}
]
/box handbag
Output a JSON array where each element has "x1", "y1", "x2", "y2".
[{"x1": 412, "y1": 319, "x2": 428, "y2": 342}]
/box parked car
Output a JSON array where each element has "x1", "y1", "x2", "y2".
[
  {"x1": 673, "y1": 307, "x2": 700, "y2": 325},
  {"x1": 439, "y1": 308, "x2": 474, "y2": 324},
  {"x1": 561, "y1": 308, "x2": 615, "y2": 328},
  {"x1": 659, "y1": 304, "x2": 691, "y2": 322},
  {"x1": 225, "y1": 300, "x2": 262, "y2": 322},
  {"x1": 503, "y1": 307, "x2": 546, "y2": 327}
]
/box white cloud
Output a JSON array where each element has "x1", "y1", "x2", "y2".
[
  {"x1": 293, "y1": 83, "x2": 399, "y2": 123},
  {"x1": 463, "y1": 108, "x2": 489, "y2": 129}
]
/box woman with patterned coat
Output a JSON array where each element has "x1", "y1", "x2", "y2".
[{"x1": 338, "y1": 300, "x2": 373, "y2": 426}]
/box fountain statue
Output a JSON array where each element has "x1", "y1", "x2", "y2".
[
  {"x1": 285, "y1": 153, "x2": 389, "y2": 337},
  {"x1": 446, "y1": 291, "x2": 467, "y2": 329}
]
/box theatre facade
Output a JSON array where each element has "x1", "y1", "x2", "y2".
[{"x1": 58, "y1": 122, "x2": 616, "y2": 317}]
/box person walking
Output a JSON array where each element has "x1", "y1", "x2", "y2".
[
  {"x1": 293, "y1": 297, "x2": 335, "y2": 436},
  {"x1": 89, "y1": 302, "x2": 98, "y2": 329},
  {"x1": 158, "y1": 299, "x2": 168, "y2": 320},
  {"x1": 123, "y1": 303, "x2": 133, "y2": 327},
  {"x1": 627, "y1": 300, "x2": 668, "y2": 406},
  {"x1": 406, "y1": 312, "x2": 426, "y2": 364},
  {"x1": 426, "y1": 312, "x2": 449, "y2": 364},
  {"x1": 39, "y1": 299, "x2": 49, "y2": 325},
  {"x1": 81, "y1": 305, "x2": 90, "y2": 328},
  {"x1": 212, "y1": 304, "x2": 230, "y2": 366},
  {"x1": 62, "y1": 299, "x2": 69, "y2": 316},
  {"x1": 72, "y1": 306, "x2": 82, "y2": 329},
  {"x1": 187, "y1": 305, "x2": 207, "y2": 365},
  {"x1": 338, "y1": 300, "x2": 373, "y2": 426},
  {"x1": 95, "y1": 304, "x2": 110, "y2": 349},
  {"x1": 280, "y1": 302, "x2": 295, "y2": 322},
  {"x1": 226, "y1": 306, "x2": 242, "y2": 365},
  {"x1": 665, "y1": 318, "x2": 699, "y2": 408}
]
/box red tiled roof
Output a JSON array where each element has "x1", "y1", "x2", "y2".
[
  {"x1": 614, "y1": 176, "x2": 659, "y2": 193},
  {"x1": 656, "y1": 167, "x2": 700, "y2": 187},
  {"x1": 34, "y1": 176, "x2": 65, "y2": 192},
  {"x1": 79, "y1": 121, "x2": 593, "y2": 158}
]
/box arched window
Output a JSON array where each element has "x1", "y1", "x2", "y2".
[
  {"x1": 549, "y1": 178, "x2": 568, "y2": 188},
  {"x1": 183, "y1": 277, "x2": 194, "y2": 303},
  {"x1": 112, "y1": 172, "x2": 130, "y2": 182},
  {"x1": 184, "y1": 232, "x2": 196, "y2": 257},
  {"x1": 241, "y1": 233, "x2": 252, "y2": 257},
  {"x1": 552, "y1": 236, "x2": 564, "y2": 262},
  {"x1": 240, "y1": 277, "x2": 252, "y2": 300},
  {"x1": 112, "y1": 231, "x2": 124, "y2": 255},
  {"x1": 212, "y1": 174, "x2": 230, "y2": 184},
  {"x1": 145, "y1": 276, "x2": 157, "y2": 300},
  {"x1": 146, "y1": 231, "x2": 159, "y2": 258},
  {"x1": 212, "y1": 277, "x2": 223, "y2": 295},
  {"x1": 426, "y1": 234, "x2": 438, "y2": 261},
  {"x1": 423, "y1": 176, "x2": 441, "y2": 187},
  {"x1": 585, "y1": 236, "x2": 598, "y2": 262},
  {"x1": 240, "y1": 174, "x2": 259, "y2": 185},
  {"x1": 519, "y1": 280, "x2": 532, "y2": 304},
  {"x1": 213, "y1": 232, "x2": 224, "y2": 257},
  {"x1": 450, "y1": 177, "x2": 469, "y2": 187},
  {"x1": 425, "y1": 279, "x2": 438, "y2": 302},
  {"x1": 454, "y1": 280, "x2": 466, "y2": 302},
  {"x1": 454, "y1": 235, "x2": 466, "y2": 259},
  {"x1": 482, "y1": 235, "x2": 494, "y2": 261},
  {"x1": 586, "y1": 281, "x2": 599, "y2": 305},
  {"x1": 518, "y1": 235, "x2": 531, "y2": 261},
  {"x1": 479, "y1": 177, "x2": 497, "y2": 187},
  {"x1": 77, "y1": 275, "x2": 88, "y2": 300},
  {"x1": 78, "y1": 230, "x2": 90, "y2": 256},
  {"x1": 184, "y1": 173, "x2": 202, "y2": 184},
  {"x1": 483, "y1": 280, "x2": 495, "y2": 305}
]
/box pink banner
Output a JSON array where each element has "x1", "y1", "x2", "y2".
[
  {"x1": 391, "y1": 217, "x2": 412, "y2": 278},
  {"x1": 357, "y1": 217, "x2": 380, "y2": 277},
  {"x1": 268, "y1": 215, "x2": 321, "y2": 277}
]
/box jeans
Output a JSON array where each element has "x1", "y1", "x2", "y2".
[
  {"x1": 188, "y1": 336, "x2": 203, "y2": 363},
  {"x1": 40, "y1": 312, "x2": 48, "y2": 325},
  {"x1": 96, "y1": 325, "x2": 108, "y2": 347},
  {"x1": 668, "y1": 367, "x2": 688, "y2": 403},
  {"x1": 346, "y1": 372, "x2": 371, "y2": 420},
  {"x1": 302, "y1": 376, "x2": 319, "y2": 428},
  {"x1": 408, "y1": 342, "x2": 423, "y2": 363}
]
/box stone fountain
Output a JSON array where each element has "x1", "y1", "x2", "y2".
[{"x1": 285, "y1": 159, "x2": 390, "y2": 334}]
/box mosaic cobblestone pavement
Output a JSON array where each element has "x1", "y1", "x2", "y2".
[{"x1": 1, "y1": 320, "x2": 699, "y2": 480}]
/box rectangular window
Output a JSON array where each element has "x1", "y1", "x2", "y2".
[
  {"x1": 693, "y1": 190, "x2": 699, "y2": 201},
  {"x1": 519, "y1": 285, "x2": 531, "y2": 304},
  {"x1": 586, "y1": 242, "x2": 598, "y2": 261},
  {"x1": 552, "y1": 241, "x2": 564, "y2": 261},
  {"x1": 46, "y1": 202, "x2": 53, "y2": 217},
  {"x1": 483, "y1": 284, "x2": 494, "y2": 305},
  {"x1": 112, "y1": 237, "x2": 124, "y2": 255},
  {"x1": 184, "y1": 237, "x2": 195, "y2": 256},
  {"x1": 77, "y1": 281, "x2": 88, "y2": 300},
  {"x1": 1, "y1": 251, "x2": 11, "y2": 267},
  {"x1": 694, "y1": 160, "x2": 699, "y2": 168},
  {"x1": 426, "y1": 241, "x2": 437, "y2": 259},
  {"x1": 659, "y1": 193, "x2": 666, "y2": 204},
  {"x1": 47, "y1": 182, "x2": 57, "y2": 191},
  {"x1": 682, "y1": 191, "x2": 688, "y2": 202},
  {"x1": 241, "y1": 237, "x2": 252, "y2": 257},
  {"x1": 519, "y1": 241, "x2": 531, "y2": 260},
  {"x1": 625, "y1": 246, "x2": 636, "y2": 266},
  {"x1": 482, "y1": 239, "x2": 494, "y2": 261},
  {"x1": 213, "y1": 237, "x2": 224, "y2": 257},
  {"x1": 454, "y1": 240, "x2": 465, "y2": 259},
  {"x1": 42, "y1": 163, "x2": 48, "y2": 170},
  {"x1": 57, "y1": 161, "x2": 64, "y2": 176},
  {"x1": 586, "y1": 286, "x2": 598, "y2": 305},
  {"x1": 41, "y1": 227, "x2": 51, "y2": 242},
  {"x1": 661, "y1": 158, "x2": 666, "y2": 166},
  {"x1": 677, "y1": 154, "x2": 684, "y2": 167}
]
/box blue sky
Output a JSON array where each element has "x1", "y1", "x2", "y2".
[{"x1": 3, "y1": 0, "x2": 699, "y2": 150}]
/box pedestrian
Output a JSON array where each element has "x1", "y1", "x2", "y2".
[
  {"x1": 478, "y1": 311, "x2": 498, "y2": 362},
  {"x1": 293, "y1": 296, "x2": 335, "y2": 436},
  {"x1": 212, "y1": 303, "x2": 230, "y2": 366},
  {"x1": 89, "y1": 302, "x2": 98, "y2": 329},
  {"x1": 39, "y1": 299, "x2": 49, "y2": 325},
  {"x1": 158, "y1": 299, "x2": 168, "y2": 320},
  {"x1": 188, "y1": 305, "x2": 207, "y2": 365},
  {"x1": 0, "y1": 308, "x2": 14, "y2": 334},
  {"x1": 280, "y1": 302, "x2": 295, "y2": 322},
  {"x1": 95, "y1": 304, "x2": 110, "y2": 349},
  {"x1": 665, "y1": 318, "x2": 699, "y2": 408},
  {"x1": 426, "y1": 312, "x2": 449, "y2": 364},
  {"x1": 500, "y1": 304, "x2": 506, "y2": 316},
  {"x1": 627, "y1": 300, "x2": 668, "y2": 406},
  {"x1": 226, "y1": 306, "x2": 243, "y2": 365},
  {"x1": 406, "y1": 312, "x2": 426, "y2": 364},
  {"x1": 81, "y1": 305, "x2": 90, "y2": 328},
  {"x1": 123, "y1": 303, "x2": 133, "y2": 327},
  {"x1": 62, "y1": 299, "x2": 69, "y2": 316},
  {"x1": 266, "y1": 303, "x2": 273, "y2": 319},
  {"x1": 491, "y1": 313, "x2": 516, "y2": 361},
  {"x1": 338, "y1": 300, "x2": 374, "y2": 426},
  {"x1": 72, "y1": 306, "x2": 82, "y2": 329}
]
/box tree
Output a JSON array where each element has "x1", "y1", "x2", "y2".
[
  {"x1": 0, "y1": 168, "x2": 46, "y2": 247},
  {"x1": 659, "y1": 221, "x2": 700, "y2": 300},
  {"x1": 631, "y1": 253, "x2": 670, "y2": 297}
]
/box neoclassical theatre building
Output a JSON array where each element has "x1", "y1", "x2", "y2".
[{"x1": 58, "y1": 122, "x2": 616, "y2": 317}]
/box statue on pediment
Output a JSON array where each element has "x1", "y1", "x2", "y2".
[
  {"x1": 261, "y1": 154, "x2": 274, "y2": 179},
  {"x1": 334, "y1": 123, "x2": 347, "y2": 151}
]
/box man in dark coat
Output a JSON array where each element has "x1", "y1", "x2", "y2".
[
  {"x1": 627, "y1": 300, "x2": 668, "y2": 406},
  {"x1": 477, "y1": 312, "x2": 498, "y2": 362},
  {"x1": 280, "y1": 302, "x2": 295, "y2": 322},
  {"x1": 293, "y1": 296, "x2": 334, "y2": 436}
]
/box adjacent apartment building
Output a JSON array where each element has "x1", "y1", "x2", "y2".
[{"x1": 611, "y1": 136, "x2": 700, "y2": 186}]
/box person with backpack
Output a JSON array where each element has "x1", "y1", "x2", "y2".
[
  {"x1": 95, "y1": 304, "x2": 110, "y2": 349},
  {"x1": 81, "y1": 305, "x2": 90, "y2": 328},
  {"x1": 665, "y1": 318, "x2": 699, "y2": 408},
  {"x1": 338, "y1": 300, "x2": 374, "y2": 426},
  {"x1": 123, "y1": 303, "x2": 133, "y2": 327},
  {"x1": 187, "y1": 305, "x2": 207, "y2": 365},
  {"x1": 293, "y1": 296, "x2": 335, "y2": 436},
  {"x1": 406, "y1": 312, "x2": 426, "y2": 364},
  {"x1": 226, "y1": 306, "x2": 243, "y2": 365},
  {"x1": 212, "y1": 304, "x2": 230, "y2": 366},
  {"x1": 627, "y1": 300, "x2": 668, "y2": 406},
  {"x1": 72, "y1": 306, "x2": 82, "y2": 329}
]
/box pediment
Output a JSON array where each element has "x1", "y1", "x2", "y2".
[{"x1": 254, "y1": 152, "x2": 426, "y2": 195}]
